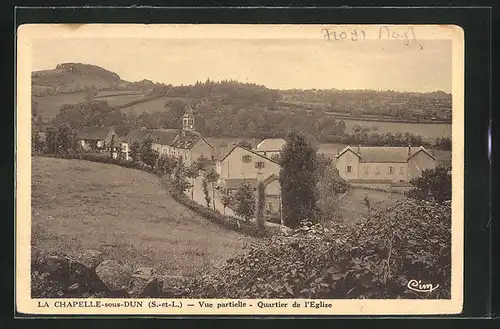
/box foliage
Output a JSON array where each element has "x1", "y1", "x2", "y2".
[
  {"x1": 185, "y1": 162, "x2": 200, "y2": 200},
  {"x1": 234, "y1": 182, "x2": 256, "y2": 222},
  {"x1": 173, "y1": 157, "x2": 191, "y2": 194},
  {"x1": 316, "y1": 159, "x2": 348, "y2": 222},
  {"x1": 167, "y1": 182, "x2": 269, "y2": 239},
  {"x1": 221, "y1": 189, "x2": 234, "y2": 215},
  {"x1": 32, "y1": 129, "x2": 44, "y2": 155},
  {"x1": 129, "y1": 141, "x2": 141, "y2": 163},
  {"x1": 256, "y1": 182, "x2": 266, "y2": 230},
  {"x1": 237, "y1": 140, "x2": 253, "y2": 149},
  {"x1": 202, "y1": 178, "x2": 211, "y2": 208},
  {"x1": 187, "y1": 198, "x2": 451, "y2": 299},
  {"x1": 204, "y1": 168, "x2": 220, "y2": 210},
  {"x1": 44, "y1": 124, "x2": 78, "y2": 154},
  {"x1": 408, "y1": 167, "x2": 451, "y2": 202},
  {"x1": 139, "y1": 136, "x2": 159, "y2": 167},
  {"x1": 156, "y1": 155, "x2": 178, "y2": 176},
  {"x1": 195, "y1": 155, "x2": 212, "y2": 171},
  {"x1": 279, "y1": 130, "x2": 319, "y2": 228},
  {"x1": 109, "y1": 134, "x2": 115, "y2": 158}
]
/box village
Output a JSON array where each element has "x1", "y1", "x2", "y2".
[{"x1": 70, "y1": 101, "x2": 441, "y2": 225}]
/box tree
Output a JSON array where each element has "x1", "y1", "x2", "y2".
[
  {"x1": 256, "y1": 182, "x2": 266, "y2": 229},
  {"x1": 202, "y1": 178, "x2": 211, "y2": 208},
  {"x1": 139, "y1": 136, "x2": 159, "y2": 167},
  {"x1": 31, "y1": 129, "x2": 43, "y2": 155},
  {"x1": 109, "y1": 134, "x2": 115, "y2": 159},
  {"x1": 234, "y1": 182, "x2": 256, "y2": 222},
  {"x1": 221, "y1": 189, "x2": 233, "y2": 215},
  {"x1": 196, "y1": 155, "x2": 212, "y2": 170},
  {"x1": 173, "y1": 157, "x2": 191, "y2": 194},
  {"x1": 205, "y1": 167, "x2": 220, "y2": 211},
  {"x1": 84, "y1": 85, "x2": 98, "y2": 101},
  {"x1": 237, "y1": 140, "x2": 253, "y2": 149},
  {"x1": 407, "y1": 167, "x2": 451, "y2": 202},
  {"x1": 129, "y1": 141, "x2": 141, "y2": 163},
  {"x1": 316, "y1": 162, "x2": 348, "y2": 222},
  {"x1": 279, "y1": 130, "x2": 319, "y2": 228},
  {"x1": 55, "y1": 124, "x2": 75, "y2": 154},
  {"x1": 186, "y1": 162, "x2": 200, "y2": 200},
  {"x1": 45, "y1": 127, "x2": 57, "y2": 154}
]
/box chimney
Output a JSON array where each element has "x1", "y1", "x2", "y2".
[
  {"x1": 357, "y1": 145, "x2": 361, "y2": 154},
  {"x1": 408, "y1": 145, "x2": 412, "y2": 157}
]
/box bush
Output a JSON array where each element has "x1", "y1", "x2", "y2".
[
  {"x1": 168, "y1": 184, "x2": 269, "y2": 239},
  {"x1": 408, "y1": 167, "x2": 451, "y2": 202},
  {"x1": 186, "y1": 198, "x2": 451, "y2": 299}
]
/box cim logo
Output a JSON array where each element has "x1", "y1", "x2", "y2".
[{"x1": 406, "y1": 279, "x2": 440, "y2": 293}]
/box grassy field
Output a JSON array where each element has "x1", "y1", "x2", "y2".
[
  {"x1": 120, "y1": 96, "x2": 193, "y2": 115},
  {"x1": 337, "y1": 187, "x2": 406, "y2": 226},
  {"x1": 95, "y1": 94, "x2": 149, "y2": 107},
  {"x1": 31, "y1": 157, "x2": 257, "y2": 277},
  {"x1": 342, "y1": 119, "x2": 452, "y2": 140},
  {"x1": 33, "y1": 93, "x2": 87, "y2": 118}
]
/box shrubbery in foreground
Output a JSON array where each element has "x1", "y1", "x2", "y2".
[{"x1": 186, "y1": 198, "x2": 451, "y2": 299}]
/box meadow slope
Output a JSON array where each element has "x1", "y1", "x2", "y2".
[{"x1": 31, "y1": 157, "x2": 257, "y2": 277}]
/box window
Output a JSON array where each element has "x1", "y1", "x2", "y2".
[
  {"x1": 255, "y1": 161, "x2": 265, "y2": 169},
  {"x1": 375, "y1": 166, "x2": 380, "y2": 175},
  {"x1": 389, "y1": 166, "x2": 394, "y2": 174},
  {"x1": 346, "y1": 166, "x2": 352, "y2": 173},
  {"x1": 364, "y1": 165, "x2": 369, "y2": 174},
  {"x1": 400, "y1": 166, "x2": 404, "y2": 174},
  {"x1": 242, "y1": 155, "x2": 252, "y2": 163}
]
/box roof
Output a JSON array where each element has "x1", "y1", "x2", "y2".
[
  {"x1": 76, "y1": 127, "x2": 113, "y2": 140},
  {"x1": 107, "y1": 135, "x2": 122, "y2": 147},
  {"x1": 225, "y1": 178, "x2": 258, "y2": 190},
  {"x1": 220, "y1": 145, "x2": 282, "y2": 166},
  {"x1": 263, "y1": 173, "x2": 279, "y2": 186},
  {"x1": 112, "y1": 125, "x2": 134, "y2": 138},
  {"x1": 170, "y1": 132, "x2": 202, "y2": 149},
  {"x1": 124, "y1": 129, "x2": 179, "y2": 145},
  {"x1": 336, "y1": 146, "x2": 437, "y2": 163},
  {"x1": 182, "y1": 104, "x2": 195, "y2": 117},
  {"x1": 256, "y1": 138, "x2": 287, "y2": 152}
]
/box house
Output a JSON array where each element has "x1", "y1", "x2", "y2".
[
  {"x1": 219, "y1": 144, "x2": 282, "y2": 184},
  {"x1": 76, "y1": 127, "x2": 117, "y2": 152},
  {"x1": 218, "y1": 144, "x2": 282, "y2": 216},
  {"x1": 335, "y1": 145, "x2": 438, "y2": 185},
  {"x1": 254, "y1": 138, "x2": 287, "y2": 158},
  {"x1": 121, "y1": 104, "x2": 214, "y2": 164}
]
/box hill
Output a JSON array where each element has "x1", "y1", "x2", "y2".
[
  {"x1": 31, "y1": 157, "x2": 256, "y2": 276},
  {"x1": 32, "y1": 63, "x2": 126, "y2": 95}
]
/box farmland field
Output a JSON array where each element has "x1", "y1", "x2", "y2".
[
  {"x1": 342, "y1": 119, "x2": 452, "y2": 140},
  {"x1": 33, "y1": 92, "x2": 87, "y2": 118},
  {"x1": 95, "y1": 93, "x2": 149, "y2": 107},
  {"x1": 31, "y1": 157, "x2": 256, "y2": 277},
  {"x1": 120, "y1": 96, "x2": 193, "y2": 115}
]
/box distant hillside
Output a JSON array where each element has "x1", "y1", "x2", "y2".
[{"x1": 32, "y1": 63, "x2": 128, "y2": 95}]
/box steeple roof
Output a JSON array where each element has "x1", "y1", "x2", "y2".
[{"x1": 182, "y1": 103, "x2": 195, "y2": 117}]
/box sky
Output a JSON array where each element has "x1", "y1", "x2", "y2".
[{"x1": 31, "y1": 36, "x2": 452, "y2": 93}]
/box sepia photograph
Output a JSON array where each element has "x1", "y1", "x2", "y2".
[{"x1": 16, "y1": 24, "x2": 464, "y2": 315}]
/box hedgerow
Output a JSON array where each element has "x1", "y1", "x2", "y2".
[{"x1": 186, "y1": 198, "x2": 451, "y2": 299}]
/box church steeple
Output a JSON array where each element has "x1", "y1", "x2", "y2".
[{"x1": 182, "y1": 103, "x2": 195, "y2": 132}]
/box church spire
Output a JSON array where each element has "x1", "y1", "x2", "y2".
[{"x1": 182, "y1": 103, "x2": 195, "y2": 132}]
